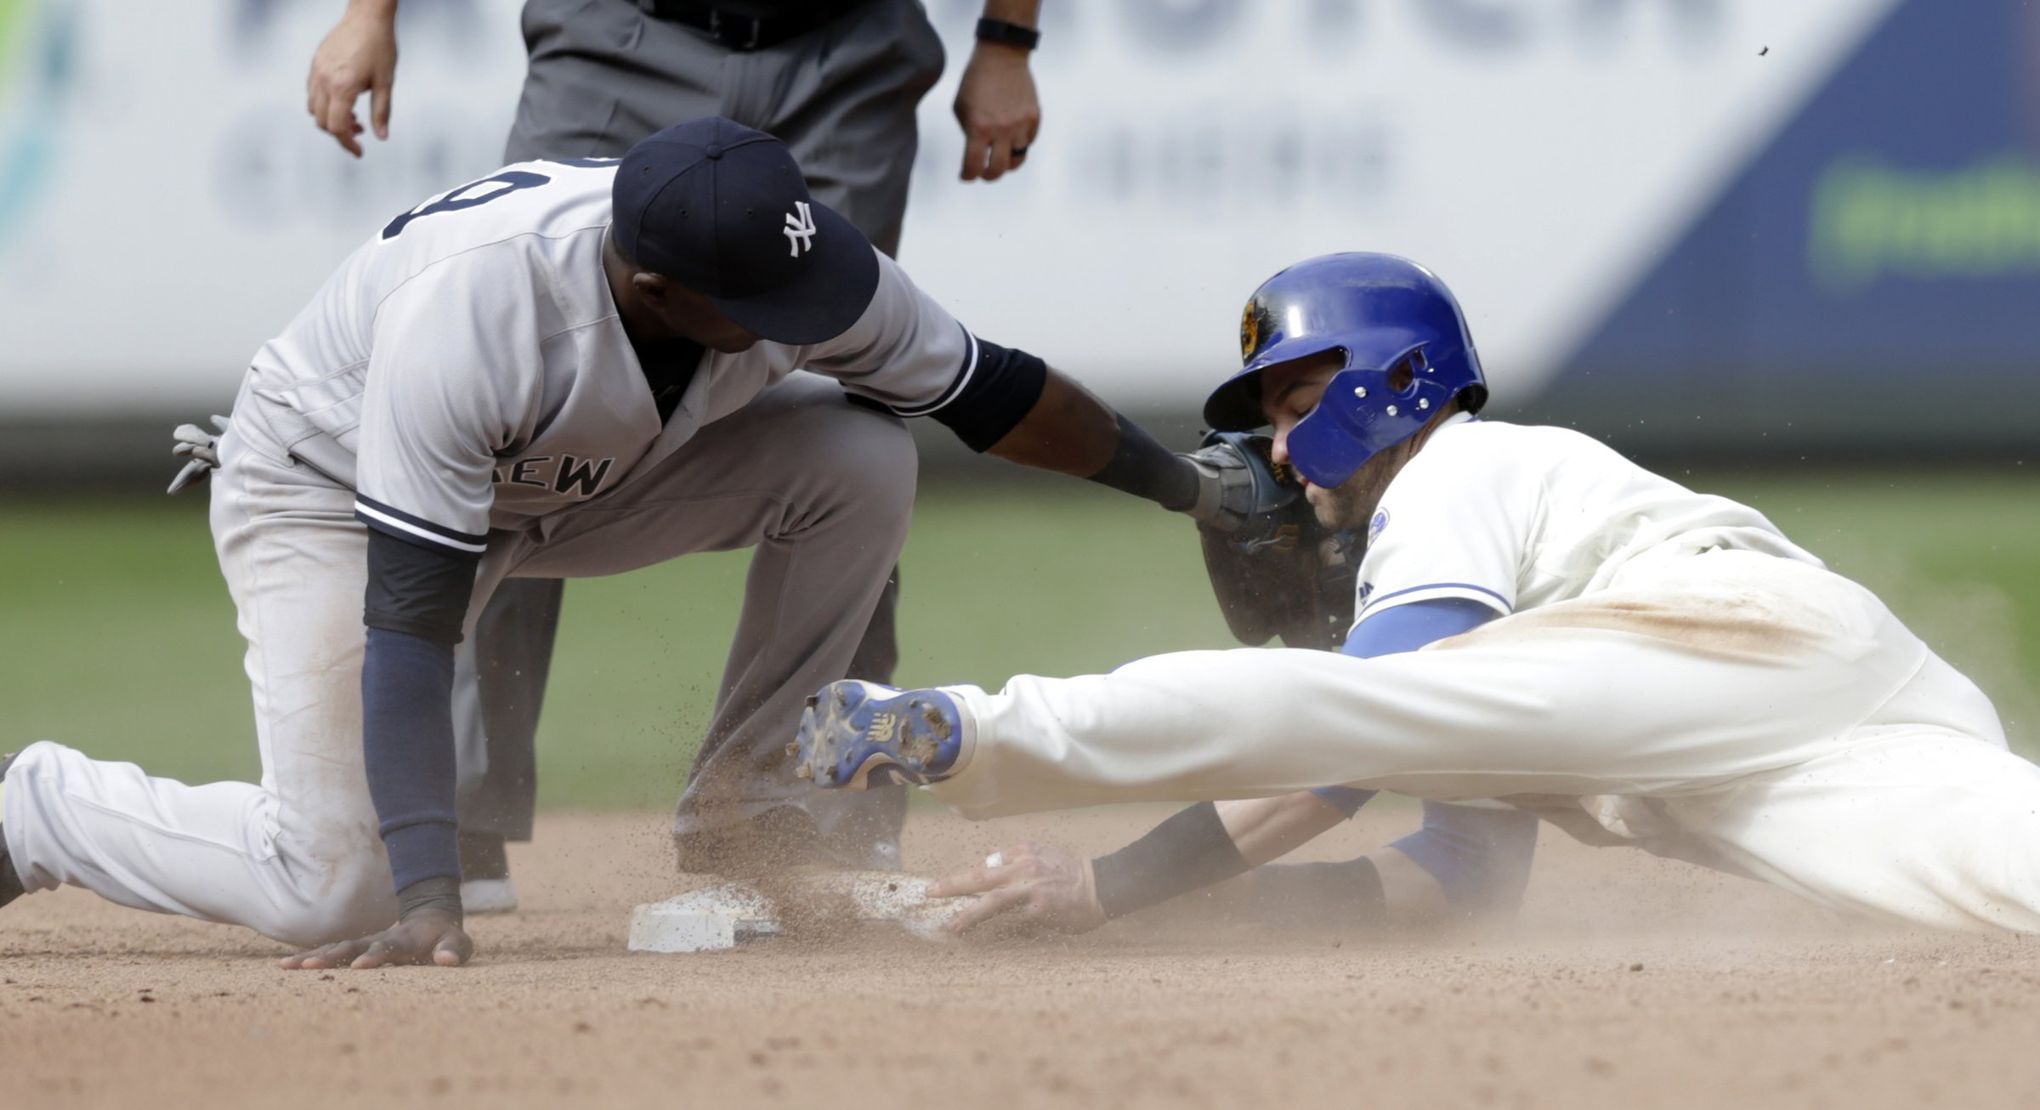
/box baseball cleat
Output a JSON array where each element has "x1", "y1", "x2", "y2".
[
  {"x1": 790, "y1": 681, "x2": 964, "y2": 789},
  {"x1": 459, "y1": 878, "x2": 521, "y2": 915}
]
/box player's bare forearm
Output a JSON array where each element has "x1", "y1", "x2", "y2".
[
  {"x1": 985, "y1": 368, "x2": 1201, "y2": 509},
  {"x1": 1216, "y1": 793, "x2": 1350, "y2": 866},
  {"x1": 980, "y1": 0, "x2": 1040, "y2": 20},
  {"x1": 983, "y1": 367, "x2": 1116, "y2": 477}
]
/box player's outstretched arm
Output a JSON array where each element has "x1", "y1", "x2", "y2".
[
  {"x1": 979, "y1": 365, "x2": 1262, "y2": 531},
  {"x1": 308, "y1": 0, "x2": 400, "y2": 158},
  {"x1": 929, "y1": 793, "x2": 1348, "y2": 935}
]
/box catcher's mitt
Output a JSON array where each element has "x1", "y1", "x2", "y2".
[{"x1": 1191, "y1": 431, "x2": 1358, "y2": 651}]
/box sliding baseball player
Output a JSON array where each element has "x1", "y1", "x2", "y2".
[{"x1": 795, "y1": 251, "x2": 2040, "y2": 936}]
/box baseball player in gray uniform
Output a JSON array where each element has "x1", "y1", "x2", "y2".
[
  {"x1": 305, "y1": 0, "x2": 1045, "y2": 894},
  {"x1": 0, "y1": 118, "x2": 1264, "y2": 967}
]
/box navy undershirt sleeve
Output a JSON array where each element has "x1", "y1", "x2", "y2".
[
  {"x1": 362, "y1": 626, "x2": 462, "y2": 893},
  {"x1": 365, "y1": 528, "x2": 478, "y2": 645},
  {"x1": 360, "y1": 529, "x2": 480, "y2": 894},
  {"x1": 930, "y1": 337, "x2": 1046, "y2": 452}
]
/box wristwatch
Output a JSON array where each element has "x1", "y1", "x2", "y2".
[{"x1": 975, "y1": 17, "x2": 1041, "y2": 51}]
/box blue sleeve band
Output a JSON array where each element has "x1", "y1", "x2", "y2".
[
  {"x1": 1311, "y1": 786, "x2": 1378, "y2": 818},
  {"x1": 362, "y1": 626, "x2": 462, "y2": 892},
  {"x1": 1341, "y1": 596, "x2": 1497, "y2": 659},
  {"x1": 1389, "y1": 801, "x2": 1540, "y2": 912}
]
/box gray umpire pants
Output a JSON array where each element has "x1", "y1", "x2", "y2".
[
  {"x1": 4, "y1": 375, "x2": 915, "y2": 945},
  {"x1": 460, "y1": 0, "x2": 943, "y2": 857}
]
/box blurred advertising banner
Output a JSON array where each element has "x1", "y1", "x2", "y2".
[{"x1": 2, "y1": 0, "x2": 2032, "y2": 451}]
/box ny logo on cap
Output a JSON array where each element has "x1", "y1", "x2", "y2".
[{"x1": 783, "y1": 201, "x2": 816, "y2": 258}]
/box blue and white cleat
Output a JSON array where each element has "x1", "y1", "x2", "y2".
[{"x1": 791, "y1": 681, "x2": 964, "y2": 789}]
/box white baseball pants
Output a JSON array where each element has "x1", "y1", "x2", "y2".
[
  {"x1": 930, "y1": 550, "x2": 2040, "y2": 933},
  {"x1": 1, "y1": 376, "x2": 914, "y2": 946}
]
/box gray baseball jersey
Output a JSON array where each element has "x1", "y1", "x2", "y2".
[{"x1": 233, "y1": 158, "x2": 975, "y2": 556}]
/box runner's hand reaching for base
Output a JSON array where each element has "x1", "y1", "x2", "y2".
[{"x1": 929, "y1": 841, "x2": 1106, "y2": 934}]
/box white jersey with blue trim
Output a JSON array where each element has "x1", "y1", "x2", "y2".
[
  {"x1": 1352, "y1": 415, "x2": 1823, "y2": 626},
  {"x1": 233, "y1": 159, "x2": 975, "y2": 556}
]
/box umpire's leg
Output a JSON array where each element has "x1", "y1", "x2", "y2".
[
  {"x1": 722, "y1": 0, "x2": 944, "y2": 859},
  {"x1": 455, "y1": 0, "x2": 731, "y2": 879},
  {"x1": 478, "y1": 0, "x2": 943, "y2": 869},
  {"x1": 497, "y1": 375, "x2": 917, "y2": 873}
]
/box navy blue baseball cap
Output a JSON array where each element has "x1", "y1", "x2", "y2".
[{"x1": 611, "y1": 117, "x2": 879, "y2": 346}]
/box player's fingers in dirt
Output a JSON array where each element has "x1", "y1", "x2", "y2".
[
  {"x1": 943, "y1": 884, "x2": 1032, "y2": 934},
  {"x1": 280, "y1": 937, "x2": 369, "y2": 971},
  {"x1": 928, "y1": 860, "x2": 1003, "y2": 898},
  {"x1": 929, "y1": 839, "x2": 1043, "y2": 897}
]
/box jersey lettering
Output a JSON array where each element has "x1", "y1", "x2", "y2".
[
  {"x1": 553, "y1": 454, "x2": 615, "y2": 497},
  {"x1": 505, "y1": 456, "x2": 552, "y2": 488},
  {"x1": 382, "y1": 171, "x2": 552, "y2": 240},
  {"x1": 493, "y1": 454, "x2": 616, "y2": 497}
]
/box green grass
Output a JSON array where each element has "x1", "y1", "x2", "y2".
[{"x1": 1, "y1": 470, "x2": 2034, "y2": 808}]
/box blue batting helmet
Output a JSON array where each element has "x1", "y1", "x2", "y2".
[{"x1": 1204, "y1": 252, "x2": 1487, "y2": 489}]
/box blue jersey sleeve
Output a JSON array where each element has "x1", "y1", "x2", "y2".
[{"x1": 1342, "y1": 596, "x2": 1496, "y2": 657}]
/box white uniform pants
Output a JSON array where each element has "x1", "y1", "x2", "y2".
[
  {"x1": 1, "y1": 376, "x2": 914, "y2": 946},
  {"x1": 931, "y1": 550, "x2": 2040, "y2": 932}
]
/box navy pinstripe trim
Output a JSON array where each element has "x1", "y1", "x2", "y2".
[
  {"x1": 1361, "y1": 581, "x2": 1513, "y2": 614},
  {"x1": 888, "y1": 324, "x2": 980, "y2": 418},
  {"x1": 354, "y1": 494, "x2": 489, "y2": 556}
]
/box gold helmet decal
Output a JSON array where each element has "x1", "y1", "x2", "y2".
[{"x1": 1239, "y1": 299, "x2": 1261, "y2": 363}]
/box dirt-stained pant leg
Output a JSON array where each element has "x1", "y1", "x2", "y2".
[
  {"x1": 479, "y1": 376, "x2": 918, "y2": 860},
  {"x1": 1633, "y1": 650, "x2": 2040, "y2": 932},
  {"x1": 474, "y1": 0, "x2": 942, "y2": 856},
  {"x1": 0, "y1": 426, "x2": 398, "y2": 947}
]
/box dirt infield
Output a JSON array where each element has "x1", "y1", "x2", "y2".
[{"x1": 7, "y1": 807, "x2": 2040, "y2": 1109}]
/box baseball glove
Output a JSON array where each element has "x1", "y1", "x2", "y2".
[{"x1": 1190, "y1": 431, "x2": 1358, "y2": 651}]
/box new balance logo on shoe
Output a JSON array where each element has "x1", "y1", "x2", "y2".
[{"x1": 783, "y1": 201, "x2": 816, "y2": 257}]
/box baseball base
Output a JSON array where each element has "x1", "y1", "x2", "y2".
[{"x1": 628, "y1": 870, "x2": 970, "y2": 953}]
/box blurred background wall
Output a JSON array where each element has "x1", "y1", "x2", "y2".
[
  {"x1": 0, "y1": 1, "x2": 2034, "y2": 798},
  {"x1": 1, "y1": 0, "x2": 2034, "y2": 484}
]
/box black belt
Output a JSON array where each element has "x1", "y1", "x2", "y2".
[{"x1": 634, "y1": 0, "x2": 862, "y2": 52}]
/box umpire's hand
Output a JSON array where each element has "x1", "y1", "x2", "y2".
[
  {"x1": 929, "y1": 841, "x2": 1105, "y2": 934},
  {"x1": 953, "y1": 39, "x2": 1041, "y2": 182},
  {"x1": 307, "y1": 0, "x2": 400, "y2": 158}
]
